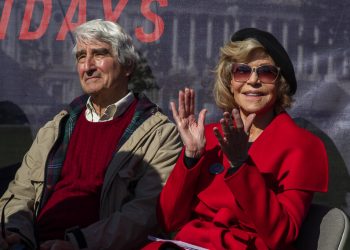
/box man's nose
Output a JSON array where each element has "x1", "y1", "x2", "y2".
[{"x1": 83, "y1": 55, "x2": 97, "y2": 72}]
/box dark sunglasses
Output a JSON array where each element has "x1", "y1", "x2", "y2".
[{"x1": 232, "y1": 63, "x2": 280, "y2": 84}]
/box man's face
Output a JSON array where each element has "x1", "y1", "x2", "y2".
[{"x1": 75, "y1": 40, "x2": 129, "y2": 100}]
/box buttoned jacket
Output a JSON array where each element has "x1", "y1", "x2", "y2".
[{"x1": 157, "y1": 112, "x2": 328, "y2": 250}]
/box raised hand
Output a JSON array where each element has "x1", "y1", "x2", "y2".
[
  {"x1": 170, "y1": 88, "x2": 207, "y2": 158},
  {"x1": 213, "y1": 108, "x2": 255, "y2": 167}
]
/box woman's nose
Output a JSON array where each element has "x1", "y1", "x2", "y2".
[{"x1": 246, "y1": 70, "x2": 259, "y2": 84}]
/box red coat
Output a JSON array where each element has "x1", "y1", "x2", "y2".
[{"x1": 147, "y1": 112, "x2": 328, "y2": 250}]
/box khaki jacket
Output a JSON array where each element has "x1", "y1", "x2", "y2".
[{"x1": 0, "y1": 107, "x2": 182, "y2": 250}]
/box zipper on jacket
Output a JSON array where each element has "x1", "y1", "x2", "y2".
[{"x1": 33, "y1": 200, "x2": 40, "y2": 249}]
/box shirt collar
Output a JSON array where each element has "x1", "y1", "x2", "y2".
[{"x1": 85, "y1": 91, "x2": 135, "y2": 122}]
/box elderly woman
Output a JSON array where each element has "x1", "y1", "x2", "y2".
[{"x1": 145, "y1": 28, "x2": 328, "y2": 250}]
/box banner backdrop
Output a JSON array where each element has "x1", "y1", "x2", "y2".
[{"x1": 0, "y1": 0, "x2": 349, "y2": 214}]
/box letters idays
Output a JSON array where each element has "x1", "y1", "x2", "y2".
[{"x1": 0, "y1": 0, "x2": 168, "y2": 43}]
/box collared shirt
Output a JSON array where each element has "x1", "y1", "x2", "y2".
[{"x1": 85, "y1": 92, "x2": 135, "y2": 122}]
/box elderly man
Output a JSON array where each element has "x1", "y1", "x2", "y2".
[{"x1": 0, "y1": 19, "x2": 181, "y2": 250}]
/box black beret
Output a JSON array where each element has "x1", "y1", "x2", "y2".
[{"x1": 231, "y1": 28, "x2": 297, "y2": 95}]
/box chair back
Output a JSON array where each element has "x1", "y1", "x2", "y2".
[{"x1": 295, "y1": 203, "x2": 349, "y2": 250}]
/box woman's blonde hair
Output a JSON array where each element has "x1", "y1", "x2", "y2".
[{"x1": 213, "y1": 38, "x2": 293, "y2": 112}]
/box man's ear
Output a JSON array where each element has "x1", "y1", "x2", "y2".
[{"x1": 125, "y1": 64, "x2": 135, "y2": 78}]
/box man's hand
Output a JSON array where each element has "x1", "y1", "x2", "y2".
[
  {"x1": 40, "y1": 240, "x2": 76, "y2": 250},
  {"x1": 0, "y1": 231, "x2": 22, "y2": 249}
]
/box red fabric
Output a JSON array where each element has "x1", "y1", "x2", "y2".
[
  {"x1": 37, "y1": 100, "x2": 137, "y2": 241},
  {"x1": 145, "y1": 112, "x2": 328, "y2": 250}
]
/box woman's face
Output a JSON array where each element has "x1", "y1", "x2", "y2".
[{"x1": 229, "y1": 50, "x2": 278, "y2": 117}]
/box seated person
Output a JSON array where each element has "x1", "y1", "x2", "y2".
[
  {"x1": 0, "y1": 19, "x2": 182, "y2": 250},
  {"x1": 143, "y1": 28, "x2": 328, "y2": 250}
]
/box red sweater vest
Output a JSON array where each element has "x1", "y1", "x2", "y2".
[{"x1": 37, "y1": 100, "x2": 137, "y2": 241}]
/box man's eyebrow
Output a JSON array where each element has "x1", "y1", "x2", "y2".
[
  {"x1": 91, "y1": 48, "x2": 111, "y2": 54},
  {"x1": 75, "y1": 48, "x2": 111, "y2": 60},
  {"x1": 75, "y1": 50, "x2": 86, "y2": 59}
]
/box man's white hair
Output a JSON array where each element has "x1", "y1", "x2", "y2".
[{"x1": 72, "y1": 19, "x2": 139, "y2": 68}]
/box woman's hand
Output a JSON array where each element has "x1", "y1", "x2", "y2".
[
  {"x1": 213, "y1": 108, "x2": 255, "y2": 167},
  {"x1": 171, "y1": 88, "x2": 207, "y2": 158}
]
